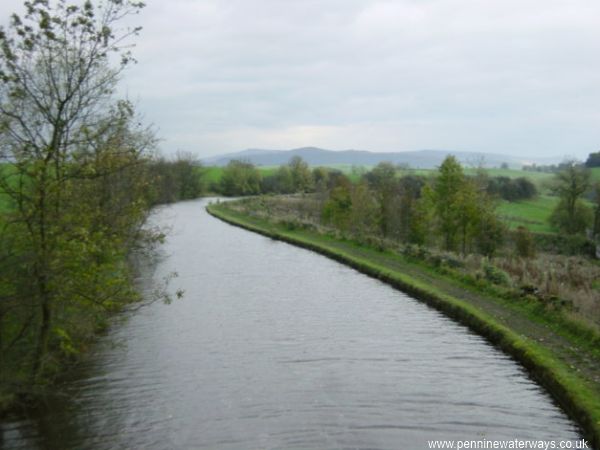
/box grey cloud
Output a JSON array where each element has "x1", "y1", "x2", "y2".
[{"x1": 2, "y1": 0, "x2": 600, "y2": 158}]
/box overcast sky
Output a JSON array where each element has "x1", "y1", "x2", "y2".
[{"x1": 2, "y1": 0, "x2": 600, "y2": 159}]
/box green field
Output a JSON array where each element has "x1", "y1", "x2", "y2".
[
  {"x1": 496, "y1": 195, "x2": 559, "y2": 233},
  {"x1": 200, "y1": 166, "x2": 278, "y2": 187}
]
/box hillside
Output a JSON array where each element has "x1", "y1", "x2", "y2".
[{"x1": 203, "y1": 147, "x2": 559, "y2": 169}]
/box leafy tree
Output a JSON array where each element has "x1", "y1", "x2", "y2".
[
  {"x1": 312, "y1": 166, "x2": 330, "y2": 192},
  {"x1": 349, "y1": 181, "x2": 379, "y2": 237},
  {"x1": 172, "y1": 151, "x2": 203, "y2": 200},
  {"x1": 364, "y1": 162, "x2": 397, "y2": 236},
  {"x1": 428, "y1": 156, "x2": 465, "y2": 251},
  {"x1": 322, "y1": 175, "x2": 352, "y2": 231},
  {"x1": 389, "y1": 175, "x2": 425, "y2": 243},
  {"x1": 486, "y1": 176, "x2": 537, "y2": 201},
  {"x1": 585, "y1": 152, "x2": 600, "y2": 168},
  {"x1": 0, "y1": 0, "x2": 156, "y2": 385},
  {"x1": 150, "y1": 151, "x2": 203, "y2": 203},
  {"x1": 425, "y1": 156, "x2": 502, "y2": 254},
  {"x1": 549, "y1": 161, "x2": 592, "y2": 234},
  {"x1": 592, "y1": 182, "x2": 600, "y2": 239},
  {"x1": 219, "y1": 160, "x2": 262, "y2": 196},
  {"x1": 288, "y1": 156, "x2": 313, "y2": 193},
  {"x1": 455, "y1": 179, "x2": 481, "y2": 254},
  {"x1": 475, "y1": 208, "x2": 505, "y2": 257},
  {"x1": 515, "y1": 226, "x2": 536, "y2": 258}
]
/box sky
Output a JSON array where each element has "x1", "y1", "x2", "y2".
[{"x1": 1, "y1": 0, "x2": 600, "y2": 159}]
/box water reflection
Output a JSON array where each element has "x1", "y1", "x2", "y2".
[{"x1": 1, "y1": 199, "x2": 581, "y2": 449}]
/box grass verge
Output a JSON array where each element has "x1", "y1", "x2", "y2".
[{"x1": 207, "y1": 201, "x2": 600, "y2": 448}]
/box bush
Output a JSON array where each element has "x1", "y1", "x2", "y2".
[
  {"x1": 486, "y1": 176, "x2": 537, "y2": 201},
  {"x1": 482, "y1": 262, "x2": 511, "y2": 286},
  {"x1": 515, "y1": 226, "x2": 536, "y2": 258}
]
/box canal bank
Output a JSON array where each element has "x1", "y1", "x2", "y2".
[
  {"x1": 0, "y1": 199, "x2": 585, "y2": 449},
  {"x1": 207, "y1": 201, "x2": 600, "y2": 448}
]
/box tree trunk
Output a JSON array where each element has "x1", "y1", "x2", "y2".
[{"x1": 32, "y1": 288, "x2": 51, "y2": 381}]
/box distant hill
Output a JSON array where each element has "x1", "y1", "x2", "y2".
[{"x1": 203, "y1": 147, "x2": 554, "y2": 169}]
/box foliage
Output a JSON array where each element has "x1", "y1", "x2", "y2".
[
  {"x1": 486, "y1": 176, "x2": 537, "y2": 201},
  {"x1": 219, "y1": 160, "x2": 262, "y2": 196},
  {"x1": 262, "y1": 165, "x2": 294, "y2": 194},
  {"x1": 549, "y1": 161, "x2": 592, "y2": 234},
  {"x1": 149, "y1": 151, "x2": 204, "y2": 203},
  {"x1": 288, "y1": 156, "x2": 314, "y2": 193},
  {"x1": 423, "y1": 156, "x2": 503, "y2": 254},
  {"x1": 393, "y1": 175, "x2": 427, "y2": 243},
  {"x1": 348, "y1": 181, "x2": 379, "y2": 237},
  {"x1": 363, "y1": 162, "x2": 397, "y2": 235},
  {"x1": 427, "y1": 156, "x2": 466, "y2": 250},
  {"x1": 321, "y1": 175, "x2": 352, "y2": 230},
  {"x1": 482, "y1": 262, "x2": 511, "y2": 286},
  {"x1": 585, "y1": 152, "x2": 600, "y2": 168},
  {"x1": 0, "y1": 0, "x2": 161, "y2": 397},
  {"x1": 592, "y1": 182, "x2": 600, "y2": 239},
  {"x1": 515, "y1": 226, "x2": 536, "y2": 258}
]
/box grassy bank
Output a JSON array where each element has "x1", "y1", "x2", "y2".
[{"x1": 207, "y1": 201, "x2": 600, "y2": 448}]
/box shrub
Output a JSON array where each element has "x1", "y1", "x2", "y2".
[
  {"x1": 482, "y1": 262, "x2": 511, "y2": 286},
  {"x1": 515, "y1": 226, "x2": 536, "y2": 258}
]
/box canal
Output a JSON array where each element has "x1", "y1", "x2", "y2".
[{"x1": 2, "y1": 199, "x2": 580, "y2": 449}]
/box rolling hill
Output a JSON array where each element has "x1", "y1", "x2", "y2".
[{"x1": 203, "y1": 147, "x2": 559, "y2": 169}]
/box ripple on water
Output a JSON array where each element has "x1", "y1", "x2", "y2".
[{"x1": 1, "y1": 200, "x2": 582, "y2": 449}]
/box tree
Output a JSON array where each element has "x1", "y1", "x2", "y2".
[
  {"x1": 262, "y1": 165, "x2": 293, "y2": 194},
  {"x1": 455, "y1": 179, "x2": 481, "y2": 254},
  {"x1": 322, "y1": 175, "x2": 352, "y2": 231},
  {"x1": 364, "y1": 162, "x2": 397, "y2": 236},
  {"x1": 515, "y1": 226, "x2": 535, "y2": 258},
  {"x1": 592, "y1": 182, "x2": 600, "y2": 239},
  {"x1": 288, "y1": 156, "x2": 313, "y2": 193},
  {"x1": 0, "y1": 0, "x2": 154, "y2": 384},
  {"x1": 172, "y1": 151, "x2": 203, "y2": 200},
  {"x1": 428, "y1": 156, "x2": 465, "y2": 251},
  {"x1": 486, "y1": 176, "x2": 537, "y2": 201},
  {"x1": 219, "y1": 160, "x2": 262, "y2": 196},
  {"x1": 585, "y1": 152, "x2": 600, "y2": 168},
  {"x1": 389, "y1": 175, "x2": 425, "y2": 243},
  {"x1": 349, "y1": 181, "x2": 379, "y2": 237},
  {"x1": 312, "y1": 166, "x2": 330, "y2": 192},
  {"x1": 425, "y1": 156, "x2": 501, "y2": 254},
  {"x1": 150, "y1": 151, "x2": 203, "y2": 203},
  {"x1": 549, "y1": 161, "x2": 592, "y2": 234}
]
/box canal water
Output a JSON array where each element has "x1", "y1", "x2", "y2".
[{"x1": 1, "y1": 199, "x2": 580, "y2": 449}]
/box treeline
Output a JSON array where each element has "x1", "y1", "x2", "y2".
[
  {"x1": 214, "y1": 157, "x2": 538, "y2": 203},
  {"x1": 221, "y1": 155, "x2": 599, "y2": 258},
  {"x1": 214, "y1": 157, "x2": 526, "y2": 256},
  {"x1": 216, "y1": 156, "x2": 319, "y2": 196},
  {"x1": 323, "y1": 158, "x2": 598, "y2": 253},
  {"x1": 523, "y1": 152, "x2": 600, "y2": 172},
  {"x1": 149, "y1": 152, "x2": 205, "y2": 204},
  {"x1": 322, "y1": 158, "x2": 507, "y2": 255},
  {"x1": 0, "y1": 0, "x2": 185, "y2": 408}
]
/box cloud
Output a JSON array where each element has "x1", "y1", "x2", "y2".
[{"x1": 2, "y1": 0, "x2": 600, "y2": 159}]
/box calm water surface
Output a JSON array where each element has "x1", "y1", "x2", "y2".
[{"x1": 1, "y1": 199, "x2": 581, "y2": 449}]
